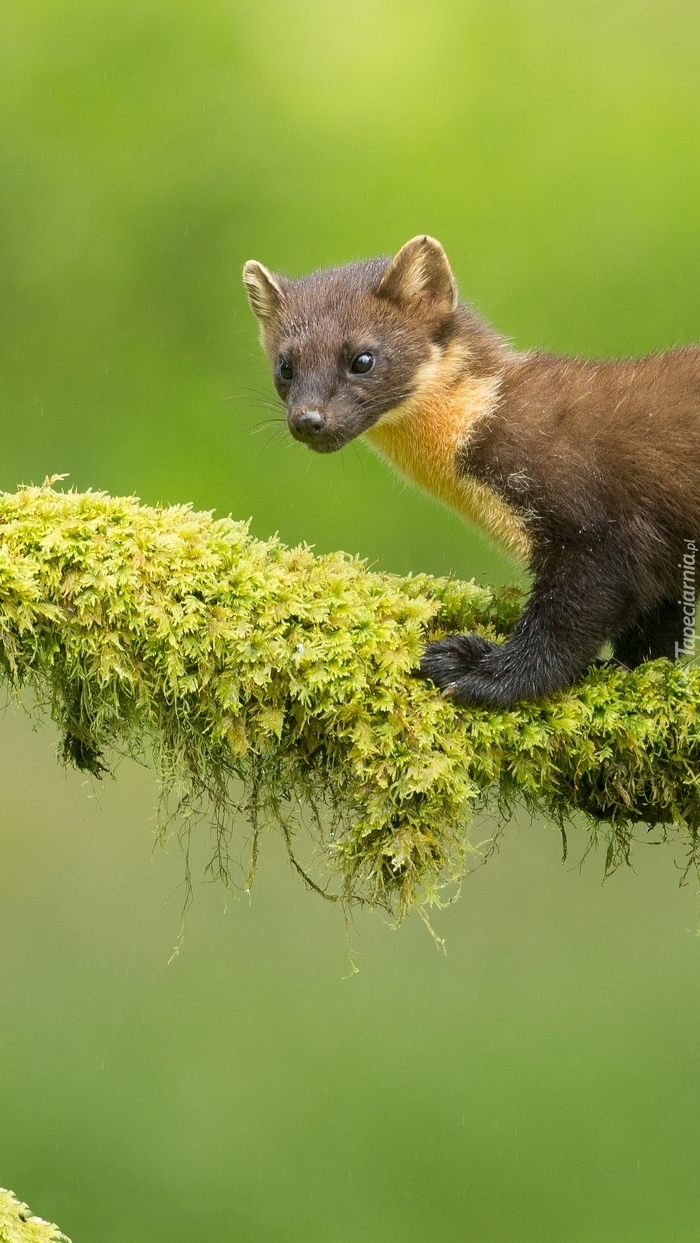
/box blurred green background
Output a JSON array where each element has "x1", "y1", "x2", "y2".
[{"x1": 1, "y1": 1, "x2": 700, "y2": 1239}]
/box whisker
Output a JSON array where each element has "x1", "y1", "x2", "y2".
[
  {"x1": 242, "y1": 385, "x2": 281, "y2": 399},
  {"x1": 357, "y1": 389, "x2": 413, "y2": 415},
  {"x1": 351, "y1": 441, "x2": 367, "y2": 482},
  {"x1": 225, "y1": 385, "x2": 284, "y2": 406},
  {"x1": 263, "y1": 429, "x2": 289, "y2": 456},
  {"x1": 251, "y1": 418, "x2": 286, "y2": 435}
]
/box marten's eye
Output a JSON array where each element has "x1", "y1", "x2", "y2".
[
  {"x1": 278, "y1": 358, "x2": 294, "y2": 383},
  {"x1": 350, "y1": 352, "x2": 375, "y2": 375}
]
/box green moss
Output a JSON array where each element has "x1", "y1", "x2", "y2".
[
  {"x1": 0, "y1": 1189, "x2": 69, "y2": 1243},
  {"x1": 1, "y1": 482, "x2": 699, "y2": 918}
]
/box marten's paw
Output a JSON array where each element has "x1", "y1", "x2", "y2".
[
  {"x1": 418, "y1": 633, "x2": 519, "y2": 709},
  {"x1": 419, "y1": 633, "x2": 495, "y2": 684},
  {"x1": 419, "y1": 633, "x2": 504, "y2": 705}
]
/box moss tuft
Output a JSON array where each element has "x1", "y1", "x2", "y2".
[
  {"x1": 1, "y1": 483, "x2": 699, "y2": 917},
  {"x1": 0, "y1": 1189, "x2": 69, "y2": 1243}
]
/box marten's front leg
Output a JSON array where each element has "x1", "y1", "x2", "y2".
[
  {"x1": 419, "y1": 548, "x2": 635, "y2": 708},
  {"x1": 612, "y1": 596, "x2": 685, "y2": 667}
]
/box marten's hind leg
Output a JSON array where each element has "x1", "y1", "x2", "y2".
[{"x1": 613, "y1": 597, "x2": 687, "y2": 668}]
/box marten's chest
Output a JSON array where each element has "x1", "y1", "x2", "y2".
[{"x1": 364, "y1": 371, "x2": 531, "y2": 563}]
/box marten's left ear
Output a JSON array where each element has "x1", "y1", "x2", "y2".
[
  {"x1": 377, "y1": 236, "x2": 458, "y2": 314},
  {"x1": 242, "y1": 260, "x2": 285, "y2": 326}
]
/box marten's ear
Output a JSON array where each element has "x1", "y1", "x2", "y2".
[
  {"x1": 242, "y1": 260, "x2": 285, "y2": 326},
  {"x1": 377, "y1": 236, "x2": 458, "y2": 314}
]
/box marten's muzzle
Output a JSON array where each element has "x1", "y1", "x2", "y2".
[{"x1": 288, "y1": 407, "x2": 327, "y2": 442}]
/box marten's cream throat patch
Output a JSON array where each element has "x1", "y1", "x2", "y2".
[{"x1": 364, "y1": 347, "x2": 531, "y2": 563}]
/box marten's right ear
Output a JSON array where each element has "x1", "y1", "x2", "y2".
[
  {"x1": 242, "y1": 261, "x2": 285, "y2": 326},
  {"x1": 377, "y1": 236, "x2": 458, "y2": 315}
]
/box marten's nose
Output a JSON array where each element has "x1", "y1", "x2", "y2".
[{"x1": 289, "y1": 408, "x2": 327, "y2": 440}]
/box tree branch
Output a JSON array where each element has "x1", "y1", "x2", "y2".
[{"x1": 1, "y1": 483, "x2": 699, "y2": 918}]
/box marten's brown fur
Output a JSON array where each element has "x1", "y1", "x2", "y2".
[{"x1": 243, "y1": 236, "x2": 700, "y2": 707}]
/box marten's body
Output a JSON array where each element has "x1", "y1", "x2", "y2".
[{"x1": 243, "y1": 236, "x2": 700, "y2": 708}]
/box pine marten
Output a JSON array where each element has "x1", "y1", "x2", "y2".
[{"x1": 242, "y1": 235, "x2": 700, "y2": 708}]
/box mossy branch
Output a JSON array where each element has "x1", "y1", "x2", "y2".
[
  {"x1": 1, "y1": 483, "x2": 699, "y2": 918},
  {"x1": 0, "y1": 1189, "x2": 69, "y2": 1243}
]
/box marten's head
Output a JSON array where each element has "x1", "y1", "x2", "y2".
[{"x1": 242, "y1": 236, "x2": 465, "y2": 453}]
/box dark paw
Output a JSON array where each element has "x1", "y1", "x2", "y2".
[
  {"x1": 419, "y1": 633, "x2": 497, "y2": 690},
  {"x1": 417, "y1": 633, "x2": 524, "y2": 708}
]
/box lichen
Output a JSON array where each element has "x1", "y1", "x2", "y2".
[
  {"x1": 0, "y1": 1189, "x2": 69, "y2": 1243},
  {"x1": 1, "y1": 482, "x2": 699, "y2": 919}
]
